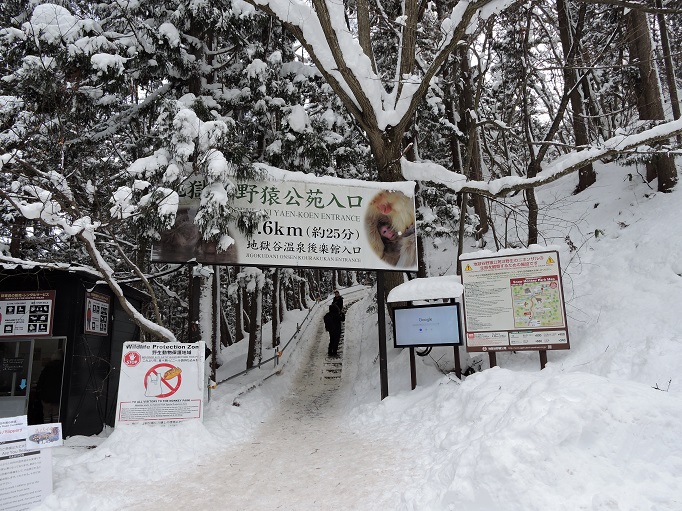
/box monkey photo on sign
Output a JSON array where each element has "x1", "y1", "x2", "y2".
[
  {"x1": 364, "y1": 190, "x2": 417, "y2": 268},
  {"x1": 153, "y1": 206, "x2": 239, "y2": 264}
]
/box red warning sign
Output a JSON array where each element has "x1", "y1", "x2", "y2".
[{"x1": 123, "y1": 351, "x2": 140, "y2": 367}]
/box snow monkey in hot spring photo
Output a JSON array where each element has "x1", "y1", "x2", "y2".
[{"x1": 364, "y1": 190, "x2": 417, "y2": 268}]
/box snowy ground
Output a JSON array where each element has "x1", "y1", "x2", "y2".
[{"x1": 36, "y1": 161, "x2": 682, "y2": 510}]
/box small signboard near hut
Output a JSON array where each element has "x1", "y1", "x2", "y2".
[
  {"x1": 460, "y1": 249, "x2": 569, "y2": 353},
  {"x1": 0, "y1": 291, "x2": 55, "y2": 337},
  {"x1": 115, "y1": 341, "x2": 205, "y2": 426},
  {"x1": 84, "y1": 291, "x2": 110, "y2": 336}
]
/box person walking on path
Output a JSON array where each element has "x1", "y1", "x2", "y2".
[
  {"x1": 332, "y1": 290, "x2": 344, "y2": 320},
  {"x1": 323, "y1": 304, "x2": 342, "y2": 357}
]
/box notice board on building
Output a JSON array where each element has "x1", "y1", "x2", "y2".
[
  {"x1": 0, "y1": 291, "x2": 56, "y2": 338},
  {"x1": 84, "y1": 291, "x2": 110, "y2": 336},
  {"x1": 115, "y1": 341, "x2": 205, "y2": 426},
  {"x1": 460, "y1": 250, "x2": 569, "y2": 353}
]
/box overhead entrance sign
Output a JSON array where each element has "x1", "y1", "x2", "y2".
[
  {"x1": 460, "y1": 250, "x2": 569, "y2": 353},
  {"x1": 151, "y1": 168, "x2": 418, "y2": 271}
]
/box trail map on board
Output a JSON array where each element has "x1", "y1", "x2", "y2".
[{"x1": 511, "y1": 276, "x2": 563, "y2": 328}]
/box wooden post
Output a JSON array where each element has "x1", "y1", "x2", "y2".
[
  {"x1": 488, "y1": 351, "x2": 497, "y2": 368},
  {"x1": 377, "y1": 271, "x2": 389, "y2": 400},
  {"x1": 188, "y1": 265, "x2": 201, "y2": 343},
  {"x1": 454, "y1": 346, "x2": 462, "y2": 378},
  {"x1": 409, "y1": 347, "x2": 417, "y2": 390},
  {"x1": 539, "y1": 350, "x2": 548, "y2": 369}
]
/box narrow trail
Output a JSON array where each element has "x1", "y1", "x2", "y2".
[{"x1": 128, "y1": 297, "x2": 413, "y2": 510}]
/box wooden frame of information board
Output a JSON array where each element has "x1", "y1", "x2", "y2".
[{"x1": 459, "y1": 250, "x2": 569, "y2": 368}]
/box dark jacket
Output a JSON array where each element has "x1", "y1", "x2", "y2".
[
  {"x1": 324, "y1": 304, "x2": 342, "y2": 336},
  {"x1": 37, "y1": 359, "x2": 64, "y2": 404}
]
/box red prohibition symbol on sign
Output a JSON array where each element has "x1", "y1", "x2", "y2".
[{"x1": 144, "y1": 363, "x2": 182, "y2": 398}]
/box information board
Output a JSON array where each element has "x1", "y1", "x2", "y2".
[
  {"x1": 0, "y1": 291, "x2": 55, "y2": 338},
  {"x1": 460, "y1": 250, "x2": 569, "y2": 352},
  {"x1": 84, "y1": 291, "x2": 110, "y2": 336},
  {"x1": 116, "y1": 341, "x2": 205, "y2": 426}
]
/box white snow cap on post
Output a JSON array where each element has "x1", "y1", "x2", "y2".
[{"x1": 387, "y1": 275, "x2": 463, "y2": 303}]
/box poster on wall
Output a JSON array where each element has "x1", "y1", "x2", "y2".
[
  {"x1": 115, "y1": 341, "x2": 205, "y2": 426},
  {"x1": 84, "y1": 291, "x2": 110, "y2": 336},
  {"x1": 151, "y1": 167, "x2": 418, "y2": 271},
  {"x1": 460, "y1": 250, "x2": 569, "y2": 352},
  {"x1": 0, "y1": 291, "x2": 56, "y2": 338}
]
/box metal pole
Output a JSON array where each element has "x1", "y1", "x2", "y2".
[
  {"x1": 409, "y1": 347, "x2": 417, "y2": 390},
  {"x1": 377, "y1": 271, "x2": 389, "y2": 400},
  {"x1": 211, "y1": 266, "x2": 219, "y2": 382}
]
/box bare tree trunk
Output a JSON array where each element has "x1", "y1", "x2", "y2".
[
  {"x1": 279, "y1": 277, "x2": 286, "y2": 321},
  {"x1": 655, "y1": 0, "x2": 680, "y2": 143},
  {"x1": 235, "y1": 281, "x2": 245, "y2": 342},
  {"x1": 299, "y1": 279, "x2": 306, "y2": 310},
  {"x1": 458, "y1": 46, "x2": 489, "y2": 240},
  {"x1": 271, "y1": 269, "x2": 280, "y2": 348},
  {"x1": 9, "y1": 217, "x2": 25, "y2": 257},
  {"x1": 626, "y1": 9, "x2": 677, "y2": 191},
  {"x1": 220, "y1": 309, "x2": 233, "y2": 347},
  {"x1": 526, "y1": 163, "x2": 541, "y2": 245},
  {"x1": 246, "y1": 282, "x2": 262, "y2": 369},
  {"x1": 557, "y1": 0, "x2": 596, "y2": 193}
]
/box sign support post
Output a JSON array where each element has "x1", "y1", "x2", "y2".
[
  {"x1": 377, "y1": 271, "x2": 388, "y2": 400},
  {"x1": 409, "y1": 347, "x2": 417, "y2": 390},
  {"x1": 453, "y1": 346, "x2": 461, "y2": 378},
  {"x1": 539, "y1": 349, "x2": 548, "y2": 369}
]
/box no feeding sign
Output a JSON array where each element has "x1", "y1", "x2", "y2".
[{"x1": 115, "y1": 341, "x2": 205, "y2": 426}]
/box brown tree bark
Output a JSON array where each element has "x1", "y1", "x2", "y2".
[
  {"x1": 557, "y1": 0, "x2": 596, "y2": 193},
  {"x1": 626, "y1": 9, "x2": 677, "y2": 191},
  {"x1": 9, "y1": 217, "x2": 26, "y2": 258},
  {"x1": 457, "y1": 46, "x2": 489, "y2": 240},
  {"x1": 271, "y1": 269, "x2": 280, "y2": 348},
  {"x1": 245, "y1": 281, "x2": 262, "y2": 369}
]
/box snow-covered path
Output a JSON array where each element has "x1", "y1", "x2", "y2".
[{"x1": 126, "y1": 298, "x2": 413, "y2": 510}]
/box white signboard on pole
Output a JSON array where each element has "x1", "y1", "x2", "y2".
[
  {"x1": 0, "y1": 416, "x2": 53, "y2": 511},
  {"x1": 460, "y1": 250, "x2": 569, "y2": 352},
  {"x1": 115, "y1": 342, "x2": 205, "y2": 426},
  {"x1": 151, "y1": 170, "x2": 418, "y2": 271}
]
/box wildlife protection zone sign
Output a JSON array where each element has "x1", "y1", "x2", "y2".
[
  {"x1": 116, "y1": 341, "x2": 204, "y2": 426},
  {"x1": 460, "y1": 250, "x2": 569, "y2": 352}
]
